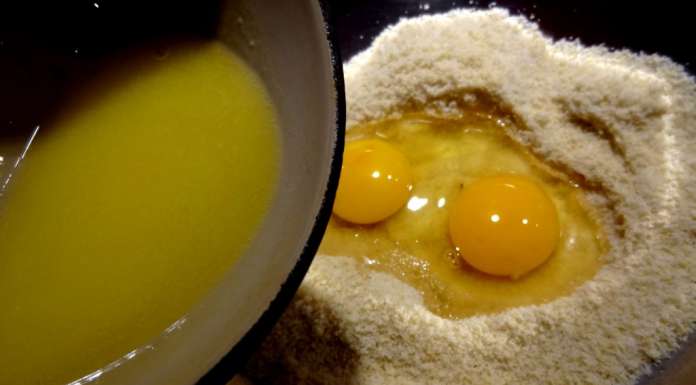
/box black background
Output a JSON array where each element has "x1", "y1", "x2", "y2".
[{"x1": 333, "y1": 0, "x2": 695, "y2": 74}]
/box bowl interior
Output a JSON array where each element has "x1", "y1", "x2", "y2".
[{"x1": 0, "y1": 1, "x2": 341, "y2": 384}]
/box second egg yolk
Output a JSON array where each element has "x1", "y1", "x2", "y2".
[
  {"x1": 333, "y1": 139, "x2": 413, "y2": 224},
  {"x1": 449, "y1": 175, "x2": 560, "y2": 278}
]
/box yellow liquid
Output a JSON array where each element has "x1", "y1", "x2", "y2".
[
  {"x1": 0, "y1": 41, "x2": 278, "y2": 385},
  {"x1": 320, "y1": 109, "x2": 606, "y2": 319}
]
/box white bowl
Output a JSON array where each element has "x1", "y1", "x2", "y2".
[{"x1": 0, "y1": 1, "x2": 344, "y2": 384}]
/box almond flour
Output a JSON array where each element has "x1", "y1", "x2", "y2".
[{"x1": 246, "y1": 8, "x2": 696, "y2": 385}]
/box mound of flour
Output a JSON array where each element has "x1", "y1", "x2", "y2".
[{"x1": 246, "y1": 8, "x2": 696, "y2": 385}]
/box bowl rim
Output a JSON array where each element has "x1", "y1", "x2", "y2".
[{"x1": 194, "y1": 1, "x2": 346, "y2": 384}]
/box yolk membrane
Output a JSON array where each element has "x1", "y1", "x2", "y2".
[
  {"x1": 449, "y1": 175, "x2": 560, "y2": 278},
  {"x1": 333, "y1": 139, "x2": 413, "y2": 224}
]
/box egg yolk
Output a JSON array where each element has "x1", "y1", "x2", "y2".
[
  {"x1": 333, "y1": 139, "x2": 413, "y2": 224},
  {"x1": 449, "y1": 175, "x2": 560, "y2": 278}
]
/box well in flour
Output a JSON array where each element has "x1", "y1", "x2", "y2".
[{"x1": 246, "y1": 8, "x2": 696, "y2": 385}]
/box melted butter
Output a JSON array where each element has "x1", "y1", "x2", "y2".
[
  {"x1": 320, "y1": 108, "x2": 607, "y2": 319},
  {"x1": 0, "y1": 41, "x2": 278, "y2": 385}
]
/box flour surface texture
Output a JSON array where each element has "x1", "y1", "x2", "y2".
[{"x1": 246, "y1": 9, "x2": 696, "y2": 385}]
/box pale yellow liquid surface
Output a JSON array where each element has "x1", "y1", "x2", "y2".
[
  {"x1": 0, "y1": 41, "x2": 278, "y2": 385},
  {"x1": 320, "y1": 108, "x2": 607, "y2": 319}
]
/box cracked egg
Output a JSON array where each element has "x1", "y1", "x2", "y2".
[{"x1": 321, "y1": 101, "x2": 608, "y2": 319}]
